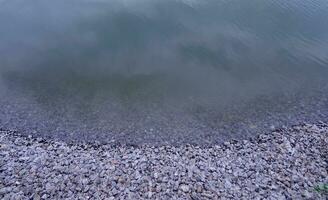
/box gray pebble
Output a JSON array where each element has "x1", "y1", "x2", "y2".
[{"x1": 0, "y1": 123, "x2": 327, "y2": 199}]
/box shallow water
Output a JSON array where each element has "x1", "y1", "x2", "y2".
[{"x1": 0, "y1": 0, "x2": 328, "y2": 145}]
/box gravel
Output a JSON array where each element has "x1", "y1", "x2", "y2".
[{"x1": 0, "y1": 122, "x2": 327, "y2": 199}]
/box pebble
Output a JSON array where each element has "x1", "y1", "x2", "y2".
[
  {"x1": 179, "y1": 184, "x2": 190, "y2": 193},
  {"x1": 0, "y1": 123, "x2": 327, "y2": 199}
]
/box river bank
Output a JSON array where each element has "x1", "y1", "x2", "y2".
[{"x1": 0, "y1": 122, "x2": 327, "y2": 199}]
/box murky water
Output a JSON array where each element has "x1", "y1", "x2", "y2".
[{"x1": 0, "y1": 0, "x2": 328, "y2": 145}]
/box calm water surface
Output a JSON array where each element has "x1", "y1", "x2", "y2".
[{"x1": 0, "y1": 0, "x2": 328, "y2": 145}]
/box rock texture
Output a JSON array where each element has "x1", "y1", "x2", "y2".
[{"x1": 0, "y1": 123, "x2": 327, "y2": 199}]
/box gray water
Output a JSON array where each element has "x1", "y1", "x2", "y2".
[{"x1": 0, "y1": 0, "x2": 328, "y2": 145}]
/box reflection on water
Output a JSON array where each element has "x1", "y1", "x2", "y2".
[{"x1": 0, "y1": 0, "x2": 328, "y2": 144}]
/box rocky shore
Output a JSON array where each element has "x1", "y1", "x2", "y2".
[{"x1": 0, "y1": 123, "x2": 327, "y2": 199}]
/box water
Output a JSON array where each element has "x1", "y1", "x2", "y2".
[{"x1": 0, "y1": 0, "x2": 328, "y2": 145}]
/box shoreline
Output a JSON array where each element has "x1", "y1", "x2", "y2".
[
  {"x1": 1, "y1": 122, "x2": 327, "y2": 199},
  {"x1": 1, "y1": 85, "x2": 328, "y2": 146}
]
